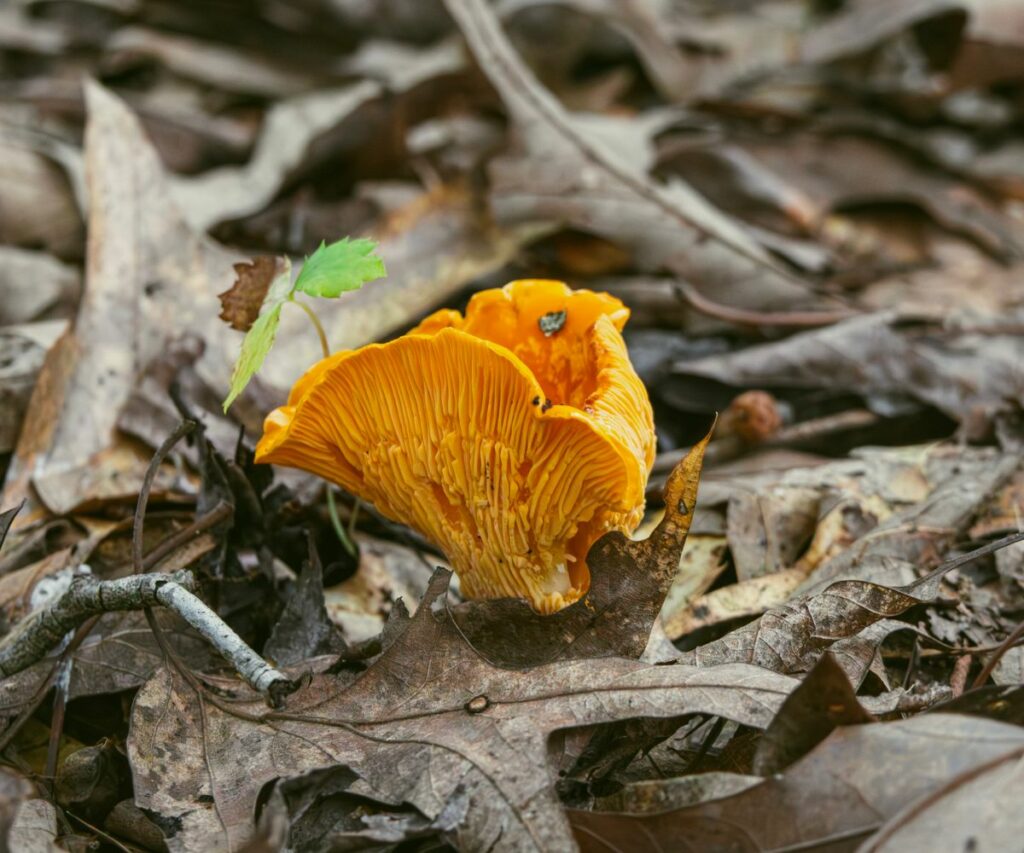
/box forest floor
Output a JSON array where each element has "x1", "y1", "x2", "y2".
[{"x1": 1, "y1": 0, "x2": 1023, "y2": 850}]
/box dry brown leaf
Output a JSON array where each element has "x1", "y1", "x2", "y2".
[
  {"x1": 569, "y1": 713, "x2": 1024, "y2": 852},
  {"x1": 217, "y1": 256, "x2": 285, "y2": 333},
  {"x1": 105, "y1": 26, "x2": 323, "y2": 98},
  {"x1": 0, "y1": 248, "x2": 79, "y2": 325},
  {"x1": 670, "y1": 311, "x2": 1024, "y2": 429},
  {"x1": 744, "y1": 133, "x2": 1023, "y2": 259},
  {"x1": 128, "y1": 568, "x2": 797, "y2": 852},
  {"x1": 665, "y1": 568, "x2": 806, "y2": 641},
  {"x1": 0, "y1": 139, "x2": 83, "y2": 260},
  {"x1": 1, "y1": 81, "x2": 240, "y2": 517},
  {"x1": 681, "y1": 528, "x2": 1021, "y2": 676},
  {"x1": 6, "y1": 798, "x2": 58, "y2": 851},
  {"x1": 0, "y1": 321, "x2": 67, "y2": 454},
  {"x1": 169, "y1": 82, "x2": 385, "y2": 232},
  {"x1": 861, "y1": 744, "x2": 1024, "y2": 851},
  {"x1": 443, "y1": 0, "x2": 829, "y2": 316}
]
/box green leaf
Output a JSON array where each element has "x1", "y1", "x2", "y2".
[
  {"x1": 222, "y1": 238, "x2": 386, "y2": 412},
  {"x1": 293, "y1": 237, "x2": 386, "y2": 298},
  {"x1": 222, "y1": 304, "x2": 283, "y2": 412}
]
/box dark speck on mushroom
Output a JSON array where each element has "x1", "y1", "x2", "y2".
[
  {"x1": 538, "y1": 310, "x2": 567, "y2": 336},
  {"x1": 532, "y1": 396, "x2": 540, "y2": 406},
  {"x1": 541, "y1": 398, "x2": 553, "y2": 413}
]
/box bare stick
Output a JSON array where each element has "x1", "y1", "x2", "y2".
[
  {"x1": 0, "y1": 570, "x2": 291, "y2": 698},
  {"x1": 154, "y1": 581, "x2": 286, "y2": 694}
]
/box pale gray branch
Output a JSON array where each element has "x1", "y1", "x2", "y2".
[{"x1": 0, "y1": 570, "x2": 292, "y2": 699}]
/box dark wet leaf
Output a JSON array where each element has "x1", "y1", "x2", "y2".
[
  {"x1": 260, "y1": 766, "x2": 469, "y2": 852},
  {"x1": 54, "y1": 739, "x2": 125, "y2": 823},
  {"x1": 752, "y1": 652, "x2": 873, "y2": 776},
  {"x1": 265, "y1": 538, "x2": 346, "y2": 666}
]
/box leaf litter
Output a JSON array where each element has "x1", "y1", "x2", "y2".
[{"x1": 0, "y1": 0, "x2": 1024, "y2": 850}]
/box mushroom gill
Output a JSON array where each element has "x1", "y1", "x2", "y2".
[{"x1": 255, "y1": 279, "x2": 655, "y2": 613}]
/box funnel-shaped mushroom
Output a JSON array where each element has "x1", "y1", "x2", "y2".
[{"x1": 255, "y1": 280, "x2": 655, "y2": 613}]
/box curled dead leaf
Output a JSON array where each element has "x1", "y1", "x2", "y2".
[{"x1": 218, "y1": 256, "x2": 285, "y2": 332}]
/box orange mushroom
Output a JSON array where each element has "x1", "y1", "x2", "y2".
[{"x1": 255, "y1": 279, "x2": 655, "y2": 613}]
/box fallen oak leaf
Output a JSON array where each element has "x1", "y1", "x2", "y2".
[
  {"x1": 129, "y1": 568, "x2": 797, "y2": 852},
  {"x1": 451, "y1": 425, "x2": 713, "y2": 666}
]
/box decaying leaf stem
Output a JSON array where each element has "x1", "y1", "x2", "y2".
[{"x1": 0, "y1": 570, "x2": 290, "y2": 696}]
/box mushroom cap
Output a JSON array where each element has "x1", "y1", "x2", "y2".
[{"x1": 255, "y1": 279, "x2": 655, "y2": 613}]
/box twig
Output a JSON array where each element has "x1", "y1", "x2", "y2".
[
  {"x1": 132, "y1": 420, "x2": 197, "y2": 578},
  {"x1": 0, "y1": 570, "x2": 290, "y2": 697},
  {"x1": 154, "y1": 579, "x2": 287, "y2": 695},
  {"x1": 949, "y1": 654, "x2": 972, "y2": 698},
  {"x1": 0, "y1": 571, "x2": 193, "y2": 678},
  {"x1": 132, "y1": 420, "x2": 199, "y2": 678},
  {"x1": 674, "y1": 281, "x2": 856, "y2": 329},
  {"x1": 651, "y1": 408, "x2": 880, "y2": 478},
  {"x1": 443, "y1": 0, "x2": 798, "y2": 280},
  {"x1": 137, "y1": 501, "x2": 233, "y2": 572},
  {"x1": 972, "y1": 615, "x2": 1024, "y2": 689}
]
